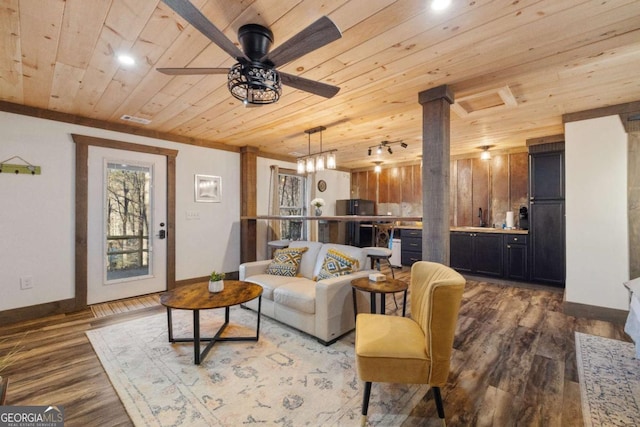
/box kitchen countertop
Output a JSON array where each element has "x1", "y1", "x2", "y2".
[
  {"x1": 399, "y1": 225, "x2": 528, "y2": 235},
  {"x1": 241, "y1": 215, "x2": 422, "y2": 222},
  {"x1": 241, "y1": 216, "x2": 528, "y2": 234}
]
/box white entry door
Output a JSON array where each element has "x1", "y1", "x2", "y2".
[{"x1": 87, "y1": 146, "x2": 167, "y2": 304}]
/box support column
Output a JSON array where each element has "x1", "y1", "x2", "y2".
[
  {"x1": 240, "y1": 146, "x2": 259, "y2": 263},
  {"x1": 418, "y1": 85, "x2": 454, "y2": 264}
]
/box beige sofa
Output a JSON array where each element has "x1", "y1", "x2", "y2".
[{"x1": 239, "y1": 241, "x2": 375, "y2": 345}]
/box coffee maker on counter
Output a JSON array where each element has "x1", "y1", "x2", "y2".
[{"x1": 519, "y1": 206, "x2": 529, "y2": 230}]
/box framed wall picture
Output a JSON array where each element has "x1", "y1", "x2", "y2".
[{"x1": 195, "y1": 174, "x2": 221, "y2": 203}]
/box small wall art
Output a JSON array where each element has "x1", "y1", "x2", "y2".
[{"x1": 195, "y1": 174, "x2": 221, "y2": 203}]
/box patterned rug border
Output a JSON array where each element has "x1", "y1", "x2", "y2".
[
  {"x1": 86, "y1": 307, "x2": 431, "y2": 426},
  {"x1": 575, "y1": 331, "x2": 640, "y2": 427}
]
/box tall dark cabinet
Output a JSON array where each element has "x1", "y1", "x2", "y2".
[{"x1": 529, "y1": 144, "x2": 565, "y2": 286}]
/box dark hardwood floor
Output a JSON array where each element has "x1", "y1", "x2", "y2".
[{"x1": 0, "y1": 267, "x2": 629, "y2": 426}]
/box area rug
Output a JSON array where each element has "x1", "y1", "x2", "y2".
[
  {"x1": 575, "y1": 332, "x2": 640, "y2": 426},
  {"x1": 86, "y1": 307, "x2": 428, "y2": 426}
]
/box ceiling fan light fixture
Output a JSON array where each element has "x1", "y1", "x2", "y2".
[{"x1": 228, "y1": 62, "x2": 281, "y2": 105}]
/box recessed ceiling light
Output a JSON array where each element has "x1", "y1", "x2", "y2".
[
  {"x1": 117, "y1": 54, "x2": 135, "y2": 66},
  {"x1": 431, "y1": 0, "x2": 451, "y2": 11}
]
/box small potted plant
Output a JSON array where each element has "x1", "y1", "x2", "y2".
[
  {"x1": 311, "y1": 198, "x2": 325, "y2": 216},
  {"x1": 209, "y1": 271, "x2": 225, "y2": 293}
]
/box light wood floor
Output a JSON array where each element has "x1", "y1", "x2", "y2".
[{"x1": 0, "y1": 268, "x2": 629, "y2": 426}]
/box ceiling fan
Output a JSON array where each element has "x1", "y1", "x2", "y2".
[{"x1": 157, "y1": 0, "x2": 342, "y2": 105}]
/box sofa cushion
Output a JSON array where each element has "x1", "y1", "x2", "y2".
[
  {"x1": 265, "y1": 247, "x2": 308, "y2": 277},
  {"x1": 274, "y1": 280, "x2": 317, "y2": 314},
  {"x1": 288, "y1": 241, "x2": 324, "y2": 279},
  {"x1": 313, "y1": 243, "x2": 369, "y2": 278},
  {"x1": 316, "y1": 248, "x2": 360, "y2": 280},
  {"x1": 244, "y1": 274, "x2": 311, "y2": 300}
]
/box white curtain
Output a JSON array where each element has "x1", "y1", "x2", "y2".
[{"x1": 267, "y1": 165, "x2": 280, "y2": 246}]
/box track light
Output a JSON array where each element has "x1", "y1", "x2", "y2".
[{"x1": 366, "y1": 140, "x2": 407, "y2": 157}]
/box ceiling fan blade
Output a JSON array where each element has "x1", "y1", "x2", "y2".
[
  {"x1": 162, "y1": 0, "x2": 245, "y2": 60},
  {"x1": 157, "y1": 67, "x2": 229, "y2": 75},
  {"x1": 280, "y1": 72, "x2": 340, "y2": 98},
  {"x1": 265, "y1": 16, "x2": 342, "y2": 66}
]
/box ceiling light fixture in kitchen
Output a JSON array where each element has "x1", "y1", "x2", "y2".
[
  {"x1": 367, "y1": 140, "x2": 408, "y2": 156},
  {"x1": 296, "y1": 126, "x2": 337, "y2": 173},
  {"x1": 373, "y1": 161, "x2": 383, "y2": 173},
  {"x1": 479, "y1": 145, "x2": 493, "y2": 160}
]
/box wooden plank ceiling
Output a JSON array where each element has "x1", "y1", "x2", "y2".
[{"x1": 1, "y1": 0, "x2": 640, "y2": 169}]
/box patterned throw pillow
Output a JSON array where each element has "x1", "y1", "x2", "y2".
[
  {"x1": 266, "y1": 247, "x2": 308, "y2": 277},
  {"x1": 316, "y1": 248, "x2": 360, "y2": 281}
]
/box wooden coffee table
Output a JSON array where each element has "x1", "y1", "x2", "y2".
[
  {"x1": 160, "y1": 280, "x2": 262, "y2": 364},
  {"x1": 351, "y1": 276, "x2": 408, "y2": 317}
]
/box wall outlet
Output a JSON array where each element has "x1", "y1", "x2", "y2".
[{"x1": 20, "y1": 276, "x2": 33, "y2": 290}]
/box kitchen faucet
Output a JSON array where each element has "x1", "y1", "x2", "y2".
[{"x1": 478, "y1": 207, "x2": 485, "y2": 227}]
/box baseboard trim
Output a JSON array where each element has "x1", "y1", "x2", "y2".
[
  {"x1": 0, "y1": 298, "x2": 78, "y2": 326},
  {"x1": 563, "y1": 300, "x2": 629, "y2": 324},
  {"x1": 1, "y1": 271, "x2": 241, "y2": 326}
]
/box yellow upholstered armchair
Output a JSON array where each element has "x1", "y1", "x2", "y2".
[{"x1": 355, "y1": 261, "x2": 465, "y2": 426}]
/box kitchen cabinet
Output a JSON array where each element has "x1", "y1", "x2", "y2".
[
  {"x1": 399, "y1": 228, "x2": 422, "y2": 266},
  {"x1": 529, "y1": 200, "x2": 565, "y2": 285},
  {"x1": 450, "y1": 232, "x2": 503, "y2": 277},
  {"x1": 529, "y1": 148, "x2": 565, "y2": 286},
  {"x1": 504, "y1": 234, "x2": 528, "y2": 281}
]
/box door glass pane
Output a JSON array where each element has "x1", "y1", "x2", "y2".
[
  {"x1": 278, "y1": 173, "x2": 306, "y2": 240},
  {"x1": 106, "y1": 162, "x2": 152, "y2": 282}
]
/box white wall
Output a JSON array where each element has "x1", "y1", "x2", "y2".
[
  {"x1": 565, "y1": 115, "x2": 629, "y2": 310},
  {"x1": 0, "y1": 111, "x2": 240, "y2": 311}
]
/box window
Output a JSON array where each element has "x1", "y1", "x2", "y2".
[{"x1": 278, "y1": 171, "x2": 307, "y2": 240}]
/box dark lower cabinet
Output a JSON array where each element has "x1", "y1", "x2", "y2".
[
  {"x1": 450, "y1": 232, "x2": 473, "y2": 272},
  {"x1": 450, "y1": 232, "x2": 503, "y2": 277},
  {"x1": 400, "y1": 228, "x2": 422, "y2": 266},
  {"x1": 504, "y1": 235, "x2": 528, "y2": 281},
  {"x1": 529, "y1": 200, "x2": 565, "y2": 286}
]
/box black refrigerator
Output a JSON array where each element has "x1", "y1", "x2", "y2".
[{"x1": 335, "y1": 199, "x2": 375, "y2": 247}]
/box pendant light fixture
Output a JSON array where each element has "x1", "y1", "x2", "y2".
[{"x1": 297, "y1": 126, "x2": 337, "y2": 173}]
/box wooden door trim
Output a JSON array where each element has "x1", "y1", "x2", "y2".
[{"x1": 72, "y1": 134, "x2": 178, "y2": 310}]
